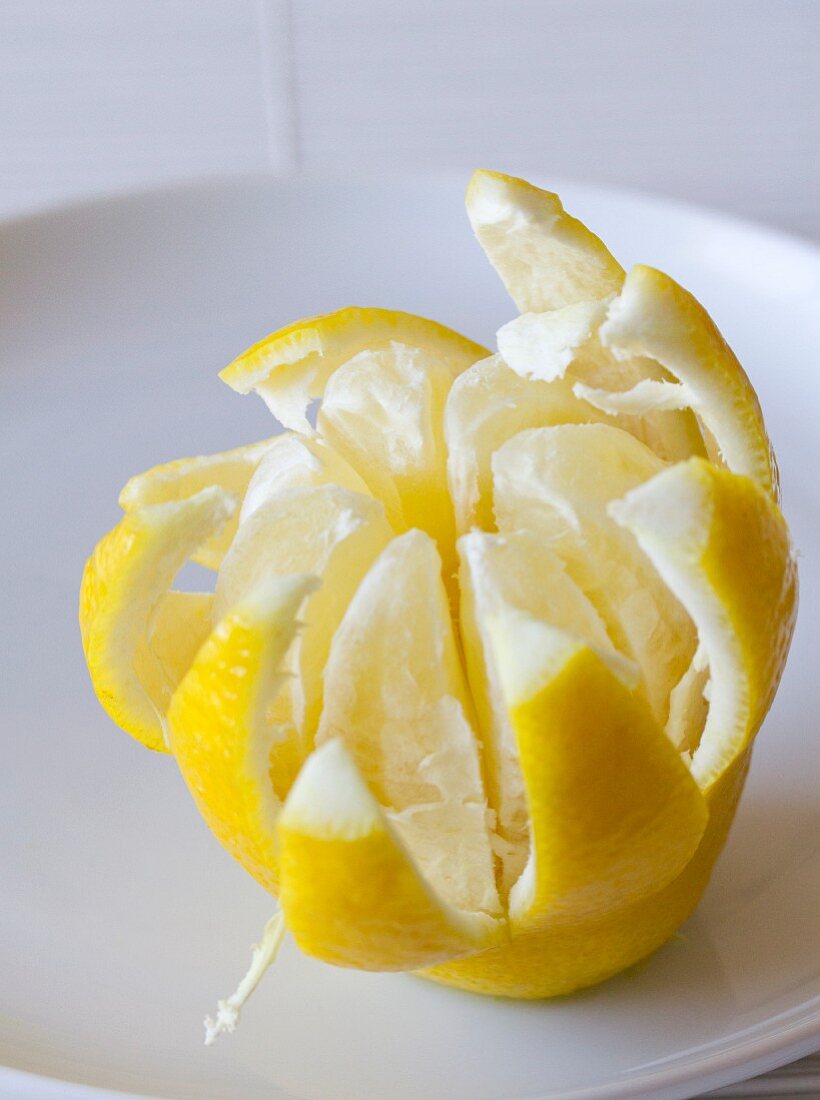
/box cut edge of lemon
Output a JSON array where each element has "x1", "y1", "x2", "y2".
[
  {"x1": 119, "y1": 438, "x2": 275, "y2": 570},
  {"x1": 169, "y1": 572, "x2": 320, "y2": 892},
  {"x1": 611, "y1": 457, "x2": 798, "y2": 790},
  {"x1": 599, "y1": 265, "x2": 779, "y2": 499},
  {"x1": 466, "y1": 169, "x2": 625, "y2": 312},
  {"x1": 219, "y1": 307, "x2": 489, "y2": 434},
  {"x1": 278, "y1": 738, "x2": 504, "y2": 971},
  {"x1": 485, "y1": 605, "x2": 708, "y2": 930},
  {"x1": 79, "y1": 486, "x2": 237, "y2": 752}
]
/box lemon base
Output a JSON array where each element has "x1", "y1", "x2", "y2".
[{"x1": 421, "y1": 750, "x2": 749, "y2": 999}]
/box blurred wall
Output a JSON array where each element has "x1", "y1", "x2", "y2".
[{"x1": 0, "y1": 0, "x2": 817, "y2": 236}]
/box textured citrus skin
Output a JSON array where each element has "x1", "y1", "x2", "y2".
[
  {"x1": 423, "y1": 749, "x2": 749, "y2": 998},
  {"x1": 600, "y1": 265, "x2": 779, "y2": 499},
  {"x1": 507, "y1": 646, "x2": 707, "y2": 928},
  {"x1": 221, "y1": 306, "x2": 488, "y2": 391},
  {"x1": 279, "y1": 823, "x2": 500, "y2": 971},
  {"x1": 697, "y1": 464, "x2": 796, "y2": 729},
  {"x1": 168, "y1": 577, "x2": 316, "y2": 894},
  {"x1": 615, "y1": 458, "x2": 798, "y2": 791},
  {"x1": 220, "y1": 306, "x2": 489, "y2": 434}
]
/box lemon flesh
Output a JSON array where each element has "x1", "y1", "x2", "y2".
[{"x1": 81, "y1": 173, "x2": 797, "y2": 1000}]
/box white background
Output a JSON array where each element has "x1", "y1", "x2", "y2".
[
  {"x1": 0, "y1": 3, "x2": 817, "y2": 1096},
  {"x1": 0, "y1": 0, "x2": 817, "y2": 237}
]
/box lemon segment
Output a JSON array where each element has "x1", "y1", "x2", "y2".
[
  {"x1": 119, "y1": 438, "x2": 274, "y2": 569},
  {"x1": 239, "y1": 433, "x2": 371, "y2": 525},
  {"x1": 600, "y1": 265, "x2": 779, "y2": 498},
  {"x1": 484, "y1": 608, "x2": 707, "y2": 928},
  {"x1": 216, "y1": 485, "x2": 394, "y2": 756},
  {"x1": 278, "y1": 740, "x2": 503, "y2": 970},
  {"x1": 445, "y1": 352, "x2": 614, "y2": 534},
  {"x1": 220, "y1": 307, "x2": 488, "y2": 433},
  {"x1": 611, "y1": 457, "x2": 798, "y2": 789},
  {"x1": 466, "y1": 169, "x2": 624, "y2": 311},
  {"x1": 317, "y1": 343, "x2": 457, "y2": 569},
  {"x1": 79, "y1": 487, "x2": 236, "y2": 751},
  {"x1": 493, "y1": 424, "x2": 698, "y2": 725},
  {"x1": 168, "y1": 574, "x2": 319, "y2": 892},
  {"x1": 457, "y1": 530, "x2": 616, "y2": 893},
  {"x1": 316, "y1": 530, "x2": 500, "y2": 918}
]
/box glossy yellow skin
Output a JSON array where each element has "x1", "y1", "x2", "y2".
[
  {"x1": 696, "y1": 464, "x2": 796, "y2": 734},
  {"x1": 220, "y1": 305, "x2": 489, "y2": 433},
  {"x1": 600, "y1": 265, "x2": 779, "y2": 499},
  {"x1": 424, "y1": 751, "x2": 750, "y2": 998},
  {"x1": 167, "y1": 576, "x2": 317, "y2": 893},
  {"x1": 278, "y1": 742, "x2": 503, "y2": 971},
  {"x1": 617, "y1": 459, "x2": 798, "y2": 790}
]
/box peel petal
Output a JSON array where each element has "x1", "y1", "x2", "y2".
[
  {"x1": 600, "y1": 265, "x2": 778, "y2": 497},
  {"x1": 611, "y1": 457, "x2": 798, "y2": 789},
  {"x1": 168, "y1": 574, "x2": 319, "y2": 892},
  {"x1": 278, "y1": 740, "x2": 503, "y2": 971},
  {"x1": 137, "y1": 590, "x2": 214, "y2": 717},
  {"x1": 220, "y1": 307, "x2": 488, "y2": 433},
  {"x1": 79, "y1": 487, "x2": 236, "y2": 751},
  {"x1": 486, "y1": 609, "x2": 708, "y2": 929}
]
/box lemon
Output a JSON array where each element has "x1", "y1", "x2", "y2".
[
  {"x1": 215, "y1": 483, "x2": 394, "y2": 786},
  {"x1": 80, "y1": 171, "x2": 797, "y2": 1011}
]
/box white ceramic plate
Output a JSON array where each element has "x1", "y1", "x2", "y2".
[{"x1": 1, "y1": 176, "x2": 818, "y2": 1100}]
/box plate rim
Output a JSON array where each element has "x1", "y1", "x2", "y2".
[
  {"x1": 2, "y1": 173, "x2": 818, "y2": 1100},
  {"x1": 1, "y1": 166, "x2": 818, "y2": 260}
]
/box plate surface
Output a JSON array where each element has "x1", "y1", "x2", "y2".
[{"x1": 0, "y1": 176, "x2": 818, "y2": 1100}]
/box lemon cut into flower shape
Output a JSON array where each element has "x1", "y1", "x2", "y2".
[{"x1": 80, "y1": 169, "x2": 797, "y2": 1004}]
